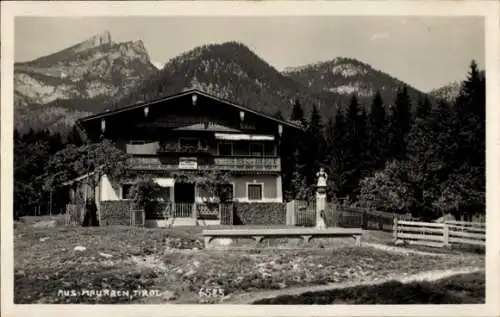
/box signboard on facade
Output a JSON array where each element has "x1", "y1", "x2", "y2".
[{"x1": 179, "y1": 157, "x2": 198, "y2": 169}]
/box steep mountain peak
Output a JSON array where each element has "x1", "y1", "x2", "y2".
[
  {"x1": 14, "y1": 31, "x2": 158, "y2": 133},
  {"x1": 71, "y1": 31, "x2": 113, "y2": 54}
]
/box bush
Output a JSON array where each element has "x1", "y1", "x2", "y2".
[
  {"x1": 100, "y1": 201, "x2": 133, "y2": 226},
  {"x1": 233, "y1": 203, "x2": 286, "y2": 225}
]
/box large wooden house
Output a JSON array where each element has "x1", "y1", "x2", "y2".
[{"x1": 73, "y1": 89, "x2": 303, "y2": 225}]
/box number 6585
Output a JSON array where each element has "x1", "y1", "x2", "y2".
[{"x1": 199, "y1": 287, "x2": 225, "y2": 297}]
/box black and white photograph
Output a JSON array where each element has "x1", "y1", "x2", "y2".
[{"x1": 1, "y1": 1, "x2": 499, "y2": 316}]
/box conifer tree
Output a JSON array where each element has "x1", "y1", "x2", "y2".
[
  {"x1": 448, "y1": 60, "x2": 485, "y2": 216},
  {"x1": 455, "y1": 60, "x2": 485, "y2": 170},
  {"x1": 282, "y1": 99, "x2": 308, "y2": 201},
  {"x1": 328, "y1": 108, "x2": 347, "y2": 198},
  {"x1": 324, "y1": 116, "x2": 336, "y2": 167},
  {"x1": 290, "y1": 99, "x2": 304, "y2": 121},
  {"x1": 303, "y1": 104, "x2": 325, "y2": 187},
  {"x1": 367, "y1": 90, "x2": 387, "y2": 170},
  {"x1": 389, "y1": 85, "x2": 412, "y2": 160},
  {"x1": 416, "y1": 95, "x2": 432, "y2": 119},
  {"x1": 341, "y1": 95, "x2": 366, "y2": 198}
]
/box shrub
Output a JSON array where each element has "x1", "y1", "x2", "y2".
[
  {"x1": 129, "y1": 177, "x2": 167, "y2": 219},
  {"x1": 233, "y1": 202, "x2": 286, "y2": 225},
  {"x1": 100, "y1": 201, "x2": 133, "y2": 226}
]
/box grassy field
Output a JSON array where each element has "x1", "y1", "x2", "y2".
[
  {"x1": 14, "y1": 221, "x2": 485, "y2": 304},
  {"x1": 253, "y1": 272, "x2": 485, "y2": 304}
]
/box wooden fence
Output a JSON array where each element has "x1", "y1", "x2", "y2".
[
  {"x1": 393, "y1": 219, "x2": 485, "y2": 248},
  {"x1": 286, "y1": 200, "x2": 317, "y2": 227},
  {"x1": 286, "y1": 200, "x2": 415, "y2": 230}
]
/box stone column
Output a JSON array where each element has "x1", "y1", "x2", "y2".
[{"x1": 315, "y1": 168, "x2": 328, "y2": 229}]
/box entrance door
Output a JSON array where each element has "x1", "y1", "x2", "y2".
[{"x1": 174, "y1": 183, "x2": 195, "y2": 217}]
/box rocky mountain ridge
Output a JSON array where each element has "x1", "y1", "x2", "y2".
[
  {"x1": 428, "y1": 81, "x2": 462, "y2": 103},
  {"x1": 16, "y1": 33, "x2": 435, "y2": 134},
  {"x1": 14, "y1": 31, "x2": 158, "y2": 132},
  {"x1": 118, "y1": 42, "x2": 432, "y2": 120},
  {"x1": 281, "y1": 57, "x2": 425, "y2": 107}
]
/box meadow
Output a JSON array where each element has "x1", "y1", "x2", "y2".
[{"x1": 14, "y1": 216, "x2": 485, "y2": 304}]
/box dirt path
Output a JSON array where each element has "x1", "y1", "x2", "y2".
[
  {"x1": 361, "y1": 242, "x2": 448, "y2": 257},
  {"x1": 224, "y1": 266, "x2": 484, "y2": 304}
]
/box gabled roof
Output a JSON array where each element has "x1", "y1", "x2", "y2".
[{"x1": 77, "y1": 89, "x2": 304, "y2": 130}]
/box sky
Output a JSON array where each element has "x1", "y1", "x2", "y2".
[{"x1": 15, "y1": 16, "x2": 485, "y2": 92}]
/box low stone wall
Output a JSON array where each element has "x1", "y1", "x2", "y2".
[
  {"x1": 233, "y1": 202, "x2": 286, "y2": 225},
  {"x1": 100, "y1": 201, "x2": 133, "y2": 226}
]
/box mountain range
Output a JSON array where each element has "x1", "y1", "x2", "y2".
[{"x1": 14, "y1": 31, "x2": 454, "y2": 134}]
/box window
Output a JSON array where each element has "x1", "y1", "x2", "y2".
[
  {"x1": 247, "y1": 184, "x2": 263, "y2": 201},
  {"x1": 218, "y1": 143, "x2": 233, "y2": 156},
  {"x1": 121, "y1": 184, "x2": 133, "y2": 199},
  {"x1": 249, "y1": 143, "x2": 264, "y2": 156}
]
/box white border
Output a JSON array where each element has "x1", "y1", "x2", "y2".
[{"x1": 2, "y1": 1, "x2": 499, "y2": 317}]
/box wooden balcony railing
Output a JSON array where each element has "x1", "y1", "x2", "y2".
[
  {"x1": 129, "y1": 156, "x2": 281, "y2": 171},
  {"x1": 213, "y1": 157, "x2": 280, "y2": 170}
]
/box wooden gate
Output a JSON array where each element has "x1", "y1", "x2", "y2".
[
  {"x1": 286, "y1": 200, "x2": 317, "y2": 227},
  {"x1": 220, "y1": 203, "x2": 234, "y2": 225},
  {"x1": 286, "y1": 200, "x2": 360, "y2": 228},
  {"x1": 130, "y1": 209, "x2": 145, "y2": 227},
  {"x1": 65, "y1": 204, "x2": 85, "y2": 225}
]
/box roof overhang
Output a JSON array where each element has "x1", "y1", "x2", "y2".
[
  {"x1": 154, "y1": 178, "x2": 175, "y2": 187},
  {"x1": 214, "y1": 133, "x2": 275, "y2": 141},
  {"x1": 77, "y1": 89, "x2": 305, "y2": 131}
]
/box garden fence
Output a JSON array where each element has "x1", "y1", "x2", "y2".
[
  {"x1": 286, "y1": 200, "x2": 414, "y2": 230},
  {"x1": 393, "y1": 219, "x2": 485, "y2": 248}
]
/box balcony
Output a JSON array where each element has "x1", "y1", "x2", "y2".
[
  {"x1": 157, "y1": 143, "x2": 211, "y2": 155},
  {"x1": 213, "y1": 157, "x2": 280, "y2": 171},
  {"x1": 129, "y1": 156, "x2": 281, "y2": 172}
]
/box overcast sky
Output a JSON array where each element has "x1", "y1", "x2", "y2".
[{"x1": 15, "y1": 16, "x2": 484, "y2": 92}]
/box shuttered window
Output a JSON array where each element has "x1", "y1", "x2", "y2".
[{"x1": 247, "y1": 184, "x2": 263, "y2": 201}]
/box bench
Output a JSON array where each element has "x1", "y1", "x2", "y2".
[{"x1": 202, "y1": 227, "x2": 363, "y2": 248}]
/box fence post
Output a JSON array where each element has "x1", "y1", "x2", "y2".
[
  {"x1": 291, "y1": 200, "x2": 296, "y2": 226},
  {"x1": 378, "y1": 211, "x2": 383, "y2": 230},
  {"x1": 192, "y1": 203, "x2": 197, "y2": 219},
  {"x1": 362, "y1": 209, "x2": 368, "y2": 229},
  {"x1": 392, "y1": 217, "x2": 398, "y2": 242},
  {"x1": 443, "y1": 223, "x2": 450, "y2": 247}
]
